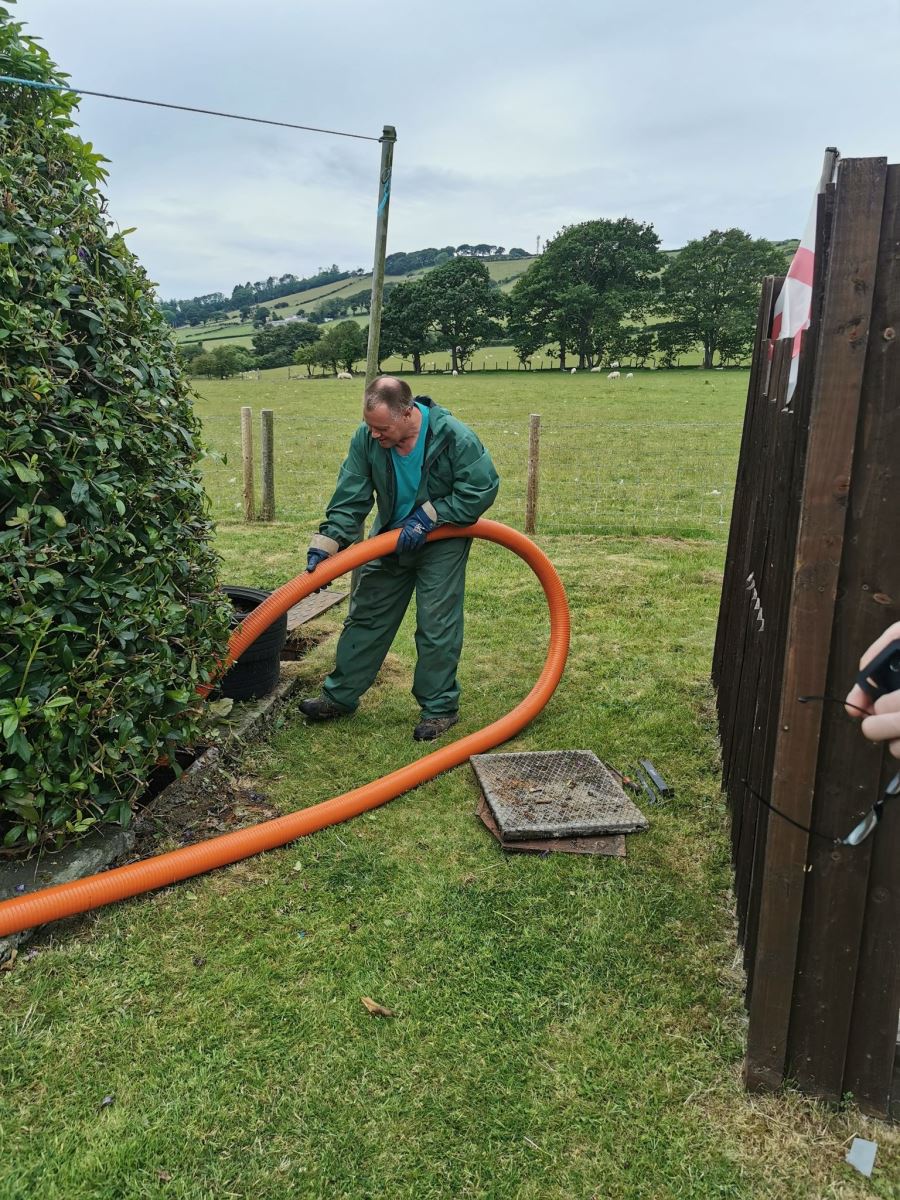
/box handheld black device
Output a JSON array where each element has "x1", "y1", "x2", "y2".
[{"x1": 855, "y1": 638, "x2": 900, "y2": 700}]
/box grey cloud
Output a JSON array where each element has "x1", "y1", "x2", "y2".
[{"x1": 14, "y1": 0, "x2": 898, "y2": 296}]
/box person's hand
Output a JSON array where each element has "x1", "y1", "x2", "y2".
[
  {"x1": 306, "y1": 547, "x2": 332, "y2": 594},
  {"x1": 845, "y1": 621, "x2": 900, "y2": 758},
  {"x1": 307, "y1": 548, "x2": 330, "y2": 574},
  {"x1": 396, "y1": 506, "x2": 435, "y2": 553}
]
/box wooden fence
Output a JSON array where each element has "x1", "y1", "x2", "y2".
[{"x1": 713, "y1": 157, "x2": 900, "y2": 1118}]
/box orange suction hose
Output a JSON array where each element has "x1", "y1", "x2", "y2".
[{"x1": 0, "y1": 520, "x2": 569, "y2": 938}]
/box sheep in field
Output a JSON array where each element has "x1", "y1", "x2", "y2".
[
  {"x1": 570, "y1": 367, "x2": 577, "y2": 374},
  {"x1": 590, "y1": 365, "x2": 602, "y2": 372},
  {"x1": 626, "y1": 372, "x2": 634, "y2": 378},
  {"x1": 336, "y1": 371, "x2": 353, "y2": 380},
  {"x1": 608, "y1": 371, "x2": 621, "y2": 380},
  {"x1": 452, "y1": 369, "x2": 458, "y2": 376}
]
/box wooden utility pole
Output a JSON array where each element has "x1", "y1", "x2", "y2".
[
  {"x1": 365, "y1": 125, "x2": 397, "y2": 387},
  {"x1": 351, "y1": 125, "x2": 396, "y2": 592}
]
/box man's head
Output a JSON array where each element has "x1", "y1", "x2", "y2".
[{"x1": 363, "y1": 376, "x2": 418, "y2": 449}]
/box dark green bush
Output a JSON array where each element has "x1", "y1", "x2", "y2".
[{"x1": 0, "y1": 11, "x2": 232, "y2": 850}]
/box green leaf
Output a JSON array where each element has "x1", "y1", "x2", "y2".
[
  {"x1": 44, "y1": 695, "x2": 74, "y2": 709},
  {"x1": 43, "y1": 506, "x2": 67, "y2": 528},
  {"x1": 2, "y1": 714, "x2": 19, "y2": 739},
  {"x1": 12, "y1": 461, "x2": 40, "y2": 483}
]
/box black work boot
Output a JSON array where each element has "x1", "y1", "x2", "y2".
[
  {"x1": 413, "y1": 712, "x2": 459, "y2": 742},
  {"x1": 299, "y1": 696, "x2": 350, "y2": 722}
]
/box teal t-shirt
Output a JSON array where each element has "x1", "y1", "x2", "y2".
[{"x1": 390, "y1": 402, "x2": 429, "y2": 527}]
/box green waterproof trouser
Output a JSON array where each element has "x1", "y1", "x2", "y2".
[{"x1": 322, "y1": 537, "x2": 472, "y2": 718}]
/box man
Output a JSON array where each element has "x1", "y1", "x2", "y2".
[{"x1": 300, "y1": 376, "x2": 499, "y2": 741}]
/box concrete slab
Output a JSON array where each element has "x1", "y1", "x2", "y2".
[
  {"x1": 471, "y1": 750, "x2": 649, "y2": 840},
  {"x1": 286, "y1": 590, "x2": 347, "y2": 630}
]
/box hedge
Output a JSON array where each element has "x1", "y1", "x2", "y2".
[{"x1": 0, "y1": 11, "x2": 232, "y2": 850}]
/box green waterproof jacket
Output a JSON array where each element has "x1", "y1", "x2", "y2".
[{"x1": 311, "y1": 398, "x2": 499, "y2": 553}]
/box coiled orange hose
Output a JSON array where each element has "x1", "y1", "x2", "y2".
[{"x1": 0, "y1": 520, "x2": 569, "y2": 938}]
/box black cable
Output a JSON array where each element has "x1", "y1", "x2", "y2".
[
  {"x1": 736, "y1": 694, "x2": 890, "y2": 846},
  {"x1": 0, "y1": 75, "x2": 380, "y2": 142},
  {"x1": 739, "y1": 777, "x2": 839, "y2": 845}
]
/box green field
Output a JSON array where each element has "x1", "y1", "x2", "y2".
[
  {"x1": 2, "y1": 370, "x2": 896, "y2": 1199},
  {"x1": 199, "y1": 370, "x2": 743, "y2": 540}
]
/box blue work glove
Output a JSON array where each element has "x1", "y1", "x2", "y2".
[
  {"x1": 306, "y1": 547, "x2": 331, "y2": 593},
  {"x1": 306, "y1": 548, "x2": 330, "y2": 574},
  {"x1": 396, "y1": 506, "x2": 436, "y2": 554}
]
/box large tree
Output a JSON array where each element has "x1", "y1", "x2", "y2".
[
  {"x1": 420, "y1": 258, "x2": 502, "y2": 372},
  {"x1": 317, "y1": 320, "x2": 368, "y2": 374},
  {"x1": 660, "y1": 229, "x2": 789, "y2": 368},
  {"x1": 508, "y1": 218, "x2": 662, "y2": 369},
  {"x1": 251, "y1": 319, "x2": 320, "y2": 368},
  {"x1": 379, "y1": 279, "x2": 435, "y2": 374}
]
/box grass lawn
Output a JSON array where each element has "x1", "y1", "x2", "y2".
[{"x1": 1, "y1": 372, "x2": 896, "y2": 1198}]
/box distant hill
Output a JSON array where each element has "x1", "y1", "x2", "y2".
[
  {"x1": 174, "y1": 256, "x2": 538, "y2": 346},
  {"x1": 163, "y1": 244, "x2": 533, "y2": 329}
]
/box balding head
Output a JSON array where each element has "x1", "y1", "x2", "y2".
[{"x1": 364, "y1": 375, "x2": 413, "y2": 417}]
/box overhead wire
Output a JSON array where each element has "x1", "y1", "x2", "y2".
[{"x1": 0, "y1": 74, "x2": 380, "y2": 141}]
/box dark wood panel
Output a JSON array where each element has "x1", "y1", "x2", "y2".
[
  {"x1": 745, "y1": 157, "x2": 887, "y2": 1093},
  {"x1": 838, "y1": 163, "x2": 900, "y2": 1113}
]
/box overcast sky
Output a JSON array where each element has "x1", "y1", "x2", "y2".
[{"x1": 13, "y1": 0, "x2": 899, "y2": 298}]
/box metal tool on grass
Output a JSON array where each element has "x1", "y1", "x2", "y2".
[
  {"x1": 633, "y1": 764, "x2": 658, "y2": 806},
  {"x1": 639, "y1": 759, "x2": 672, "y2": 797}
]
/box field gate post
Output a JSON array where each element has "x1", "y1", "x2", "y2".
[
  {"x1": 260, "y1": 408, "x2": 275, "y2": 522},
  {"x1": 526, "y1": 413, "x2": 541, "y2": 534},
  {"x1": 240, "y1": 405, "x2": 254, "y2": 523}
]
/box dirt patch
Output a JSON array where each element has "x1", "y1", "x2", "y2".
[
  {"x1": 642, "y1": 535, "x2": 698, "y2": 549},
  {"x1": 281, "y1": 627, "x2": 333, "y2": 660},
  {"x1": 129, "y1": 765, "x2": 281, "y2": 860}
]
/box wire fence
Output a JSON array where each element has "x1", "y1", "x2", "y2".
[{"x1": 203, "y1": 414, "x2": 743, "y2": 542}]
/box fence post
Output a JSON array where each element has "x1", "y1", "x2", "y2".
[
  {"x1": 260, "y1": 409, "x2": 275, "y2": 521},
  {"x1": 240, "y1": 406, "x2": 254, "y2": 522},
  {"x1": 526, "y1": 413, "x2": 541, "y2": 534}
]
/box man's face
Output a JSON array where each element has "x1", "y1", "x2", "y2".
[{"x1": 364, "y1": 402, "x2": 411, "y2": 449}]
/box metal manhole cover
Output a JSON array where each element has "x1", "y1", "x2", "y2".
[{"x1": 470, "y1": 750, "x2": 649, "y2": 840}]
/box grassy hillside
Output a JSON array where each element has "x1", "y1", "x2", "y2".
[{"x1": 173, "y1": 258, "x2": 541, "y2": 348}]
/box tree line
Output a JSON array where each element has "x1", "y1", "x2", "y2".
[
  {"x1": 377, "y1": 222, "x2": 789, "y2": 372},
  {"x1": 178, "y1": 220, "x2": 791, "y2": 378}
]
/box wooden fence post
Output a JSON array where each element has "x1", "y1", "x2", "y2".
[
  {"x1": 260, "y1": 409, "x2": 275, "y2": 522},
  {"x1": 240, "y1": 406, "x2": 254, "y2": 522},
  {"x1": 526, "y1": 413, "x2": 541, "y2": 534}
]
